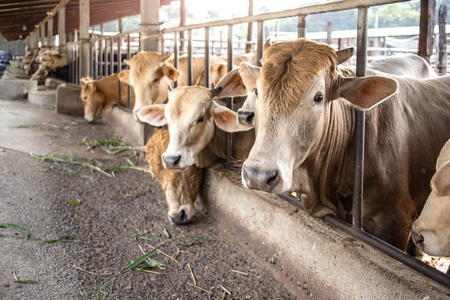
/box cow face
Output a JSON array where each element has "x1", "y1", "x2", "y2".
[
  {"x1": 80, "y1": 78, "x2": 109, "y2": 122},
  {"x1": 138, "y1": 70, "x2": 252, "y2": 170},
  {"x1": 120, "y1": 52, "x2": 180, "y2": 120},
  {"x1": 236, "y1": 63, "x2": 260, "y2": 126},
  {"x1": 411, "y1": 142, "x2": 450, "y2": 257},
  {"x1": 241, "y1": 39, "x2": 398, "y2": 194}
]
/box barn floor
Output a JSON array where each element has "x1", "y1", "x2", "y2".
[{"x1": 0, "y1": 99, "x2": 296, "y2": 299}]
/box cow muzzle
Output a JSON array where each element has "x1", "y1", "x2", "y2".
[
  {"x1": 242, "y1": 163, "x2": 281, "y2": 193},
  {"x1": 162, "y1": 155, "x2": 182, "y2": 169},
  {"x1": 237, "y1": 110, "x2": 255, "y2": 125}
]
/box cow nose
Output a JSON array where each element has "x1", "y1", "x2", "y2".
[
  {"x1": 237, "y1": 110, "x2": 255, "y2": 125},
  {"x1": 242, "y1": 165, "x2": 280, "y2": 193},
  {"x1": 162, "y1": 155, "x2": 181, "y2": 169},
  {"x1": 411, "y1": 230, "x2": 424, "y2": 249},
  {"x1": 169, "y1": 209, "x2": 188, "y2": 224}
]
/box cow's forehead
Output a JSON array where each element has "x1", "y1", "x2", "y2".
[
  {"x1": 129, "y1": 52, "x2": 164, "y2": 77},
  {"x1": 167, "y1": 87, "x2": 212, "y2": 120}
]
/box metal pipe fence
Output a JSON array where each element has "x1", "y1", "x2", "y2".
[{"x1": 74, "y1": 0, "x2": 449, "y2": 288}]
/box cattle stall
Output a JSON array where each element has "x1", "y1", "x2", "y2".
[{"x1": 10, "y1": 0, "x2": 449, "y2": 295}]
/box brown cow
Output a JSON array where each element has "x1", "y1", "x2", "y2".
[
  {"x1": 137, "y1": 68, "x2": 253, "y2": 170},
  {"x1": 411, "y1": 140, "x2": 450, "y2": 256},
  {"x1": 80, "y1": 74, "x2": 135, "y2": 122},
  {"x1": 240, "y1": 38, "x2": 450, "y2": 250},
  {"x1": 145, "y1": 129, "x2": 203, "y2": 224},
  {"x1": 117, "y1": 52, "x2": 227, "y2": 119}
]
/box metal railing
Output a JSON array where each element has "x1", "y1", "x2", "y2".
[{"x1": 78, "y1": 0, "x2": 449, "y2": 288}]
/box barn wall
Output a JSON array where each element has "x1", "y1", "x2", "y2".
[
  {"x1": 201, "y1": 167, "x2": 450, "y2": 299},
  {"x1": 0, "y1": 35, "x2": 26, "y2": 56}
]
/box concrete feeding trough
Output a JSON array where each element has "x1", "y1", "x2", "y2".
[
  {"x1": 28, "y1": 89, "x2": 57, "y2": 106},
  {"x1": 56, "y1": 83, "x2": 84, "y2": 117},
  {"x1": 0, "y1": 79, "x2": 37, "y2": 100}
]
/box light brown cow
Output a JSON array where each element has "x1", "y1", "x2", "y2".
[
  {"x1": 145, "y1": 129, "x2": 203, "y2": 224},
  {"x1": 117, "y1": 52, "x2": 227, "y2": 119},
  {"x1": 241, "y1": 38, "x2": 450, "y2": 250},
  {"x1": 80, "y1": 74, "x2": 135, "y2": 122},
  {"x1": 137, "y1": 68, "x2": 253, "y2": 170},
  {"x1": 411, "y1": 140, "x2": 450, "y2": 256},
  {"x1": 30, "y1": 54, "x2": 68, "y2": 84}
]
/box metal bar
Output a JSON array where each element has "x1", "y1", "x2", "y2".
[
  {"x1": 127, "y1": 34, "x2": 131, "y2": 108},
  {"x1": 94, "y1": 40, "x2": 99, "y2": 80},
  {"x1": 173, "y1": 31, "x2": 179, "y2": 88},
  {"x1": 418, "y1": 0, "x2": 436, "y2": 63},
  {"x1": 76, "y1": 44, "x2": 79, "y2": 85},
  {"x1": 256, "y1": 21, "x2": 264, "y2": 67},
  {"x1": 90, "y1": 40, "x2": 94, "y2": 77},
  {"x1": 352, "y1": 6, "x2": 368, "y2": 231},
  {"x1": 226, "y1": 25, "x2": 234, "y2": 163},
  {"x1": 105, "y1": 39, "x2": 109, "y2": 77},
  {"x1": 438, "y1": 4, "x2": 447, "y2": 76},
  {"x1": 297, "y1": 15, "x2": 306, "y2": 38},
  {"x1": 204, "y1": 27, "x2": 210, "y2": 88},
  {"x1": 118, "y1": 35, "x2": 122, "y2": 107},
  {"x1": 278, "y1": 193, "x2": 450, "y2": 288},
  {"x1": 187, "y1": 29, "x2": 193, "y2": 86},
  {"x1": 99, "y1": 39, "x2": 104, "y2": 78},
  {"x1": 67, "y1": 44, "x2": 72, "y2": 83},
  {"x1": 141, "y1": 0, "x2": 408, "y2": 35},
  {"x1": 110, "y1": 37, "x2": 114, "y2": 75}
]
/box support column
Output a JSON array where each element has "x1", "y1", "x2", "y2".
[
  {"x1": 48, "y1": 18, "x2": 54, "y2": 46},
  {"x1": 40, "y1": 24, "x2": 46, "y2": 46},
  {"x1": 246, "y1": 0, "x2": 253, "y2": 53},
  {"x1": 80, "y1": 0, "x2": 90, "y2": 78},
  {"x1": 140, "y1": 0, "x2": 160, "y2": 51},
  {"x1": 418, "y1": 0, "x2": 436, "y2": 63},
  {"x1": 58, "y1": 7, "x2": 66, "y2": 51}
]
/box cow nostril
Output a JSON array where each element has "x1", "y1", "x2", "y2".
[
  {"x1": 246, "y1": 112, "x2": 255, "y2": 123},
  {"x1": 179, "y1": 209, "x2": 187, "y2": 222},
  {"x1": 266, "y1": 170, "x2": 279, "y2": 188},
  {"x1": 170, "y1": 209, "x2": 188, "y2": 225},
  {"x1": 411, "y1": 231, "x2": 424, "y2": 248},
  {"x1": 162, "y1": 155, "x2": 181, "y2": 168}
]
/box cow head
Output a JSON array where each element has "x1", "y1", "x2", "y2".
[
  {"x1": 119, "y1": 52, "x2": 181, "y2": 120},
  {"x1": 241, "y1": 39, "x2": 398, "y2": 194},
  {"x1": 411, "y1": 141, "x2": 450, "y2": 256},
  {"x1": 138, "y1": 69, "x2": 251, "y2": 170},
  {"x1": 145, "y1": 129, "x2": 203, "y2": 224},
  {"x1": 236, "y1": 62, "x2": 260, "y2": 126},
  {"x1": 80, "y1": 77, "x2": 110, "y2": 122}
]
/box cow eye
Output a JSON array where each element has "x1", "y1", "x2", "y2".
[
  {"x1": 313, "y1": 94, "x2": 323, "y2": 105},
  {"x1": 197, "y1": 116, "x2": 204, "y2": 124},
  {"x1": 151, "y1": 78, "x2": 158, "y2": 85},
  {"x1": 253, "y1": 88, "x2": 258, "y2": 96}
]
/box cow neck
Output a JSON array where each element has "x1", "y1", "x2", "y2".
[
  {"x1": 194, "y1": 123, "x2": 227, "y2": 168},
  {"x1": 303, "y1": 97, "x2": 356, "y2": 219}
]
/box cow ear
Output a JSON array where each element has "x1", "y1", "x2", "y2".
[
  {"x1": 163, "y1": 65, "x2": 181, "y2": 81},
  {"x1": 118, "y1": 70, "x2": 131, "y2": 85},
  {"x1": 436, "y1": 141, "x2": 450, "y2": 170},
  {"x1": 239, "y1": 62, "x2": 259, "y2": 92},
  {"x1": 336, "y1": 47, "x2": 355, "y2": 65},
  {"x1": 263, "y1": 39, "x2": 272, "y2": 51},
  {"x1": 123, "y1": 59, "x2": 131, "y2": 66},
  {"x1": 80, "y1": 77, "x2": 89, "y2": 88},
  {"x1": 337, "y1": 75, "x2": 398, "y2": 110},
  {"x1": 211, "y1": 102, "x2": 253, "y2": 132},
  {"x1": 431, "y1": 162, "x2": 450, "y2": 197},
  {"x1": 137, "y1": 104, "x2": 167, "y2": 126},
  {"x1": 87, "y1": 82, "x2": 97, "y2": 93},
  {"x1": 212, "y1": 68, "x2": 248, "y2": 98},
  {"x1": 160, "y1": 52, "x2": 172, "y2": 61}
]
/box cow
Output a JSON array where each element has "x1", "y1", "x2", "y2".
[
  {"x1": 117, "y1": 52, "x2": 227, "y2": 119},
  {"x1": 30, "y1": 54, "x2": 68, "y2": 84},
  {"x1": 145, "y1": 129, "x2": 203, "y2": 224},
  {"x1": 240, "y1": 38, "x2": 450, "y2": 251},
  {"x1": 236, "y1": 53, "x2": 438, "y2": 126},
  {"x1": 137, "y1": 68, "x2": 253, "y2": 170},
  {"x1": 80, "y1": 74, "x2": 135, "y2": 122},
  {"x1": 411, "y1": 140, "x2": 450, "y2": 256}
]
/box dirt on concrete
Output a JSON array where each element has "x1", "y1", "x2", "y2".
[{"x1": 0, "y1": 99, "x2": 296, "y2": 300}]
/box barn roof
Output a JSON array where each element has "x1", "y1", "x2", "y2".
[{"x1": 0, "y1": 0, "x2": 173, "y2": 42}]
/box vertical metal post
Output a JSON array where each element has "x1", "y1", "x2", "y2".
[
  {"x1": 187, "y1": 29, "x2": 193, "y2": 86},
  {"x1": 67, "y1": 44, "x2": 72, "y2": 82},
  {"x1": 79, "y1": 0, "x2": 90, "y2": 78},
  {"x1": 256, "y1": 21, "x2": 264, "y2": 67},
  {"x1": 58, "y1": 7, "x2": 66, "y2": 51},
  {"x1": 246, "y1": 0, "x2": 254, "y2": 53},
  {"x1": 118, "y1": 20, "x2": 123, "y2": 108},
  {"x1": 90, "y1": 41, "x2": 94, "y2": 77},
  {"x1": 326, "y1": 20, "x2": 332, "y2": 45},
  {"x1": 179, "y1": 0, "x2": 186, "y2": 54},
  {"x1": 105, "y1": 39, "x2": 109, "y2": 77},
  {"x1": 418, "y1": 0, "x2": 436, "y2": 63},
  {"x1": 297, "y1": 15, "x2": 306, "y2": 38},
  {"x1": 173, "y1": 31, "x2": 179, "y2": 88},
  {"x1": 40, "y1": 24, "x2": 46, "y2": 46},
  {"x1": 99, "y1": 39, "x2": 104, "y2": 78},
  {"x1": 127, "y1": 34, "x2": 131, "y2": 108},
  {"x1": 438, "y1": 4, "x2": 447, "y2": 76},
  {"x1": 94, "y1": 40, "x2": 99, "y2": 80},
  {"x1": 353, "y1": 7, "x2": 368, "y2": 231},
  {"x1": 204, "y1": 27, "x2": 210, "y2": 88},
  {"x1": 226, "y1": 25, "x2": 234, "y2": 163},
  {"x1": 48, "y1": 18, "x2": 54, "y2": 46},
  {"x1": 110, "y1": 38, "x2": 114, "y2": 75}
]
